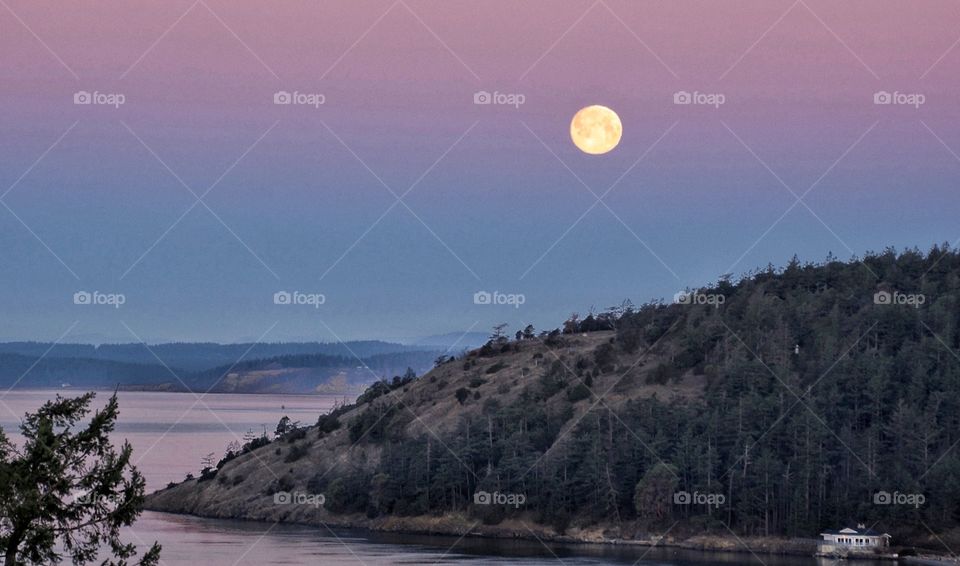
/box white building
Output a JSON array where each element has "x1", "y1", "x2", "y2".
[{"x1": 820, "y1": 524, "x2": 891, "y2": 549}]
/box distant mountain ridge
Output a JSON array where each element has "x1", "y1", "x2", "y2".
[
  {"x1": 0, "y1": 340, "x2": 444, "y2": 393},
  {"x1": 0, "y1": 340, "x2": 431, "y2": 371}
]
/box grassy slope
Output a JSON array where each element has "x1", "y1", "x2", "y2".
[{"x1": 146, "y1": 331, "x2": 703, "y2": 532}]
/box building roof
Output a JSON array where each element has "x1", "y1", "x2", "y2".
[{"x1": 821, "y1": 526, "x2": 890, "y2": 537}]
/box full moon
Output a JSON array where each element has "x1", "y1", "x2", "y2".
[{"x1": 570, "y1": 105, "x2": 622, "y2": 155}]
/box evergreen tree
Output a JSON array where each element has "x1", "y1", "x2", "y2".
[{"x1": 0, "y1": 393, "x2": 160, "y2": 566}]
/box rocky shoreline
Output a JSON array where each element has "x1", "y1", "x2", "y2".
[{"x1": 144, "y1": 492, "x2": 822, "y2": 558}]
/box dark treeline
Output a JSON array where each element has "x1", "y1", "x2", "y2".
[
  {"x1": 0, "y1": 354, "x2": 175, "y2": 389},
  {"x1": 301, "y1": 246, "x2": 960, "y2": 543}
]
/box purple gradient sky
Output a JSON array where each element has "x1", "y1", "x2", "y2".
[{"x1": 2, "y1": 0, "x2": 960, "y2": 343}]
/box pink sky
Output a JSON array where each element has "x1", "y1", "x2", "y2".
[{"x1": 2, "y1": 1, "x2": 960, "y2": 342}]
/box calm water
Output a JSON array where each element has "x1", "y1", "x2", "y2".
[
  {"x1": 0, "y1": 390, "x2": 337, "y2": 491},
  {"x1": 0, "y1": 391, "x2": 878, "y2": 565}
]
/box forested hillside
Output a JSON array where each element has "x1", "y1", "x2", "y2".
[{"x1": 149, "y1": 247, "x2": 960, "y2": 548}]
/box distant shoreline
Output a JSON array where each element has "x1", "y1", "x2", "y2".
[{"x1": 4, "y1": 387, "x2": 362, "y2": 397}]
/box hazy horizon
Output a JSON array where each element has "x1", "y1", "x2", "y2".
[{"x1": 0, "y1": 330, "x2": 489, "y2": 346}]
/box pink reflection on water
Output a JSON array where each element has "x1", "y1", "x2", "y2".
[{"x1": 1, "y1": 390, "x2": 342, "y2": 491}]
